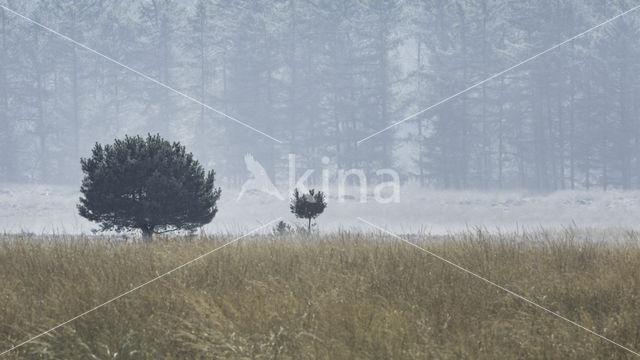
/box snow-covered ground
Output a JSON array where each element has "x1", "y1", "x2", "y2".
[{"x1": 1, "y1": 183, "x2": 639, "y2": 236}]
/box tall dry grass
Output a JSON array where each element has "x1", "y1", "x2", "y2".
[{"x1": 1, "y1": 230, "x2": 640, "y2": 359}]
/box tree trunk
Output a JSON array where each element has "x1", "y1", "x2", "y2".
[
  {"x1": 308, "y1": 218, "x2": 311, "y2": 234},
  {"x1": 142, "y1": 226, "x2": 154, "y2": 243}
]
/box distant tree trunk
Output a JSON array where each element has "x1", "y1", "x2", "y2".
[
  {"x1": 142, "y1": 225, "x2": 154, "y2": 243},
  {"x1": 498, "y1": 77, "x2": 505, "y2": 188},
  {"x1": 634, "y1": 88, "x2": 640, "y2": 189},
  {"x1": 480, "y1": 1, "x2": 489, "y2": 190},
  {"x1": 36, "y1": 37, "x2": 47, "y2": 180},
  {"x1": 72, "y1": 45, "x2": 80, "y2": 167},
  {"x1": 0, "y1": 8, "x2": 10, "y2": 181},
  {"x1": 557, "y1": 95, "x2": 565, "y2": 190},
  {"x1": 416, "y1": 40, "x2": 425, "y2": 186},
  {"x1": 308, "y1": 217, "x2": 311, "y2": 234},
  {"x1": 458, "y1": 3, "x2": 469, "y2": 189},
  {"x1": 569, "y1": 79, "x2": 575, "y2": 190}
]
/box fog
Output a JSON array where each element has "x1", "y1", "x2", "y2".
[{"x1": 1, "y1": 0, "x2": 640, "y2": 233}]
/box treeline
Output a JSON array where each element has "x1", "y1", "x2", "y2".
[{"x1": 0, "y1": 0, "x2": 639, "y2": 191}]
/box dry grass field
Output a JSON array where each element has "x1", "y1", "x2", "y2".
[{"x1": 1, "y1": 230, "x2": 640, "y2": 359}]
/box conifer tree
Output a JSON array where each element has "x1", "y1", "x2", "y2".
[
  {"x1": 78, "y1": 134, "x2": 221, "y2": 241},
  {"x1": 289, "y1": 188, "x2": 327, "y2": 233}
]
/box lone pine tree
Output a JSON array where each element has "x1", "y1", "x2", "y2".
[
  {"x1": 289, "y1": 188, "x2": 327, "y2": 233},
  {"x1": 78, "y1": 134, "x2": 221, "y2": 241}
]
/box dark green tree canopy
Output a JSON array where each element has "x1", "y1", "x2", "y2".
[
  {"x1": 289, "y1": 188, "x2": 327, "y2": 233},
  {"x1": 78, "y1": 134, "x2": 221, "y2": 239}
]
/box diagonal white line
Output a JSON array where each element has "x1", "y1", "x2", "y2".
[
  {"x1": 0, "y1": 4, "x2": 283, "y2": 144},
  {"x1": 356, "y1": 217, "x2": 640, "y2": 358},
  {"x1": 0, "y1": 217, "x2": 282, "y2": 357},
  {"x1": 358, "y1": 4, "x2": 640, "y2": 145}
]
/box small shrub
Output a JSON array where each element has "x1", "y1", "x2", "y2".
[{"x1": 273, "y1": 220, "x2": 293, "y2": 236}]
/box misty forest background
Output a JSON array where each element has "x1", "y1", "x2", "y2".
[{"x1": 0, "y1": 0, "x2": 639, "y2": 191}]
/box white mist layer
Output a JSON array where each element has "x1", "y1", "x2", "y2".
[{"x1": 0, "y1": 183, "x2": 638, "y2": 236}]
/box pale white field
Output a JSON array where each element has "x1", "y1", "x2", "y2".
[{"x1": 0, "y1": 183, "x2": 639, "y2": 236}]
